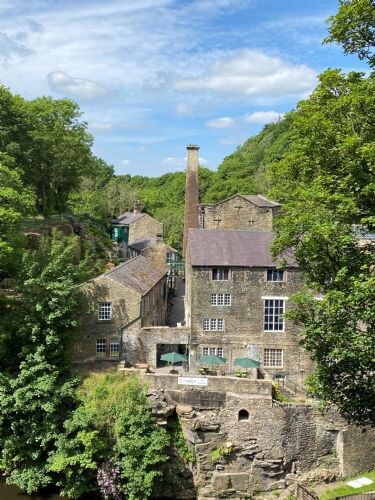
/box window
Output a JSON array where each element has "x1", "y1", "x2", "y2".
[
  {"x1": 263, "y1": 348, "x2": 283, "y2": 367},
  {"x1": 96, "y1": 339, "x2": 106, "y2": 357},
  {"x1": 203, "y1": 318, "x2": 224, "y2": 331},
  {"x1": 98, "y1": 302, "x2": 112, "y2": 320},
  {"x1": 166, "y1": 252, "x2": 175, "y2": 262},
  {"x1": 264, "y1": 299, "x2": 284, "y2": 331},
  {"x1": 202, "y1": 346, "x2": 224, "y2": 357},
  {"x1": 110, "y1": 340, "x2": 120, "y2": 357},
  {"x1": 212, "y1": 268, "x2": 229, "y2": 281},
  {"x1": 267, "y1": 269, "x2": 284, "y2": 282},
  {"x1": 211, "y1": 293, "x2": 231, "y2": 306}
]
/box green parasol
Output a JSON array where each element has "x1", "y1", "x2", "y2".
[
  {"x1": 160, "y1": 352, "x2": 188, "y2": 364},
  {"x1": 233, "y1": 357, "x2": 260, "y2": 369},
  {"x1": 199, "y1": 355, "x2": 227, "y2": 366}
]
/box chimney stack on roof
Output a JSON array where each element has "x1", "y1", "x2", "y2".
[
  {"x1": 183, "y1": 144, "x2": 199, "y2": 257},
  {"x1": 133, "y1": 200, "x2": 142, "y2": 214}
]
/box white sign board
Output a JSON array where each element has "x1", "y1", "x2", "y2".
[{"x1": 178, "y1": 377, "x2": 208, "y2": 386}]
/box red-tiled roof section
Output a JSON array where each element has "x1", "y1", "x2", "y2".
[
  {"x1": 113, "y1": 212, "x2": 146, "y2": 224},
  {"x1": 102, "y1": 255, "x2": 167, "y2": 295},
  {"x1": 188, "y1": 229, "x2": 296, "y2": 267}
]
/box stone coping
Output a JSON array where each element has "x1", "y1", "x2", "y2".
[{"x1": 144, "y1": 372, "x2": 272, "y2": 397}]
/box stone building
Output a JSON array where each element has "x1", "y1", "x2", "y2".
[
  {"x1": 127, "y1": 233, "x2": 178, "y2": 265},
  {"x1": 185, "y1": 229, "x2": 313, "y2": 384},
  {"x1": 71, "y1": 254, "x2": 170, "y2": 367},
  {"x1": 198, "y1": 193, "x2": 280, "y2": 231},
  {"x1": 113, "y1": 201, "x2": 163, "y2": 246}
]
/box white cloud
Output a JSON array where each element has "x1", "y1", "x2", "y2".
[
  {"x1": 89, "y1": 122, "x2": 113, "y2": 132},
  {"x1": 121, "y1": 159, "x2": 130, "y2": 165},
  {"x1": 175, "y1": 49, "x2": 316, "y2": 97},
  {"x1": 175, "y1": 103, "x2": 193, "y2": 115},
  {"x1": 206, "y1": 117, "x2": 235, "y2": 128},
  {"x1": 47, "y1": 71, "x2": 109, "y2": 99},
  {"x1": 0, "y1": 32, "x2": 33, "y2": 61},
  {"x1": 244, "y1": 111, "x2": 284, "y2": 123}
]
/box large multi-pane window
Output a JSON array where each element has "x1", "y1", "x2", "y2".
[
  {"x1": 96, "y1": 339, "x2": 106, "y2": 357},
  {"x1": 202, "y1": 346, "x2": 224, "y2": 357},
  {"x1": 210, "y1": 293, "x2": 231, "y2": 306},
  {"x1": 263, "y1": 298, "x2": 284, "y2": 331},
  {"x1": 267, "y1": 269, "x2": 284, "y2": 282},
  {"x1": 110, "y1": 340, "x2": 120, "y2": 357},
  {"x1": 203, "y1": 318, "x2": 224, "y2": 331},
  {"x1": 98, "y1": 302, "x2": 112, "y2": 320},
  {"x1": 263, "y1": 348, "x2": 283, "y2": 367},
  {"x1": 212, "y1": 268, "x2": 229, "y2": 281}
]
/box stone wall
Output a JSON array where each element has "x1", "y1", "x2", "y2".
[
  {"x1": 188, "y1": 266, "x2": 314, "y2": 385},
  {"x1": 71, "y1": 276, "x2": 169, "y2": 367},
  {"x1": 162, "y1": 390, "x2": 375, "y2": 499},
  {"x1": 338, "y1": 426, "x2": 375, "y2": 476},
  {"x1": 145, "y1": 373, "x2": 273, "y2": 399},
  {"x1": 198, "y1": 195, "x2": 278, "y2": 231},
  {"x1": 138, "y1": 326, "x2": 190, "y2": 367},
  {"x1": 128, "y1": 214, "x2": 163, "y2": 243},
  {"x1": 71, "y1": 276, "x2": 141, "y2": 363}
]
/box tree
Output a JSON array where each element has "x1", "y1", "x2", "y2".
[
  {"x1": 0, "y1": 232, "x2": 83, "y2": 492},
  {"x1": 269, "y1": 68, "x2": 374, "y2": 424},
  {"x1": 0, "y1": 85, "x2": 102, "y2": 215},
  {"x1": 0, "y1": 155, "x2": 35, "y2": 275},
  {"x1": 50, "y1": 373, "x2": 169, "y2": 500},
  {"x1": 325, "y1": 0, "x2": 375, "y2": 67}
]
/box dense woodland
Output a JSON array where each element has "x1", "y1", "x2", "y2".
[{"x1": 0, "y1": 0, "x2": 374, "y2": 498}]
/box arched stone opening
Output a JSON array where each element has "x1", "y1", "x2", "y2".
[{"x1": 238, "y1": 409, "x2": 249, "y2": 421}]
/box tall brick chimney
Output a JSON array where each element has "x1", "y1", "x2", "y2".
[{"x1": 183, "y1": 144, "x2": 199, "y2": 257}]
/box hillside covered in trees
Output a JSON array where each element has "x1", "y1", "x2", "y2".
[{"x1": 0, "y1": 0, "x2": 374, "y2": 497}]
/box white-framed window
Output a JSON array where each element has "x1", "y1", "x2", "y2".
[
  {"x1": 210, "y1": 293, "x2": 231, "y2": 306},
  {"x1": 212, "y1": 268, "x2": 229, "y2": 281},
  {"x1": 263, "y1": 298, "x2": 284, "y2": 331},
  {"x1": 202, "y1": 346, "x2": 224, "y2": 357},
  {"x1": 263, "y1": 348, "x2": 283, "y2": 367},
  {"x1": 267, "y1": 269, "x2": 284, "y2": 282},
  {"x1": 98, "y1": 302, "x2": 112, "y2": 320},
  {"x1": 96, "y1": 339, "x2": 106, "y2": 357},
  {"x1": 110, "y1": 340, "x2": 120, "y2": 357},
  {"x1": 166, "y1": 252, "x2": 175, "y2": 262},
  {"x1": 203, "y1": 318, "x2": 224, "y2": 331}
]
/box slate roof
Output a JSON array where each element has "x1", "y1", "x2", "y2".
[
  {"x1": 101, "y1": 255, "x2": 167, "y2": 295},
  {"x1": 188, "y1": 229, "x2": 296, "y2": 268},
  {"x1": 113, "y1": 212, "x2": 146, "y2": 225},
  {"x1": 241, "y1": 195, "x2": 280, "y2": 207},
  {"x1": 128, "y1": 233, "x2": 158, "y2": 252},
  {"x1": 128, "y1": 234, "x2": 178, "y2": 253},
  {"x1": 199, "y1": 194, "x2": 280, "y2": 209}
]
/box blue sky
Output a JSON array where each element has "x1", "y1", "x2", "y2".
[{"x1": 0, "y1": 0, "x2": 367, "y2": 177}]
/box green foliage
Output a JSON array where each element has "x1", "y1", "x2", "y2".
[
  {"x1": 210, "y1": 443, "x2": 234, "y2": 463},
  {"x1": 320, "y1": 470, "x2": 375, "y2": 499},
  {"x1": 0, "y1": 232, "x2": 82, "y2": 493},
  {"x1": 167, "y1": 417, "x2": 196, "y2": 464},
  {"x1": 325, "y1": 0, "x2": 375, "y2": 67},
  {"x1": 271, "y1": 384, "x2": 287, "y2": 402},
  {"x1": 0, "y1": 85, "x2": 113, "y2": 216},
  {"x1": 51, "y1": 373, "x2": 169, "y2": 499},
  {"x1": 203, "y1": 121, "x2": 290, "y2": 203},
  {"x1": 270, "y1": 56, "x2": 375, "y2": 424},
  {"x1": 0, "y1": 158, "x2": 35, "y2": 275}
]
